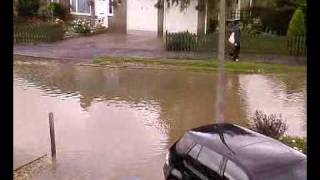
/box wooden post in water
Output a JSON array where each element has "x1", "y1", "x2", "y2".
[
  {"x1": 49, "y1": 112, "x2": 56, "y2": 163},
  {"x1": 216, "y1": 0, "x2": 226, "y2": 123}
]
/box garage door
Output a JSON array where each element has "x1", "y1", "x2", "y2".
[{"x1": 127, "y1": 0, "x2": 158, "y2": 32}]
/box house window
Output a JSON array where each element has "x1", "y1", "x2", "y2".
[
  {"x1": 70, "y1": 0, "x2": 91, "y2": 15},
  {"x1": 108, "y1": 0, "x2": 114, "y2": 16}
]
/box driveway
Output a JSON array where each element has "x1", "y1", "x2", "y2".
[
  {"x1": 13, "y1": 30, "x2": 305, "y2": 65},
  {"x1": 13, "y1": 31, "x2": 170, "y2": 62}
]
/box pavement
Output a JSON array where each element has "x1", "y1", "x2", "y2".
[
  {"x1": 13, "y1": 30, "x2": 218, "y2": 62},
  {"x1": 13, "y1": 29, "x2": 306, "y2": 65}
]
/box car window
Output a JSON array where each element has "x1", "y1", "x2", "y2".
[
  {"x1": 176, "y1": 134, "x2": 195, "y2": 154},
  {"x1": 223, "y1": 160, "x2": 249, "y2": 180},
  {"x1": 188, "y1": 144, "x2": 202, "y2": 159},
  {"x1": 197, "y1": 146, "x2": 223, "y2": 173}
]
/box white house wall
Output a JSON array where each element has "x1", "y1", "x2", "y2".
[
  {"x1": 127, "y1": 0, "x2": 158, "y2": 32},
  {"x1": 164, "y1": 0, "x2": 198, "y2": 34}
]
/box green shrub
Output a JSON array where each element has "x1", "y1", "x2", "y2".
[
  {"x1": 17, "y1": 0, "x2": 40, "y2": 17},
  {"x1": 14, "y1": 23, "x2": 65, "y2": 43},
  {"x1": 207, "y1": 18, "x2": 218, "y2": 33},
  {"x1": 250, "y1": 6, "x2": 295, "y2": 35},
  {"x1": 280, "y1": 135, "x2": 306, "y2": 154},
  {"x1": 14, "y1": 0, "x2": 18, "y2": 18},
  {"x1": 48, "y1": 2, "x2": 66, "y2": 20},
  {"x1": 287, "y1": 8, "x2": 306, "y2": 36},
  {"x1": 166, "y1": 31, "x2": 198, "y2": 51}
]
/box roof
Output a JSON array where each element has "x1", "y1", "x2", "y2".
[{"x1": 185, "y1": 123, "x2": 306, "y2": 179}]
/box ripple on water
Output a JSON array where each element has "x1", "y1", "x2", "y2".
[{"x1": 14, "y1": 62, "x2": 306, "y2": 179}]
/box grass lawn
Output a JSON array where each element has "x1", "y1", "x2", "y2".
[{"x1": 92, "y1": 57, "x2": 306, "y2": 74}]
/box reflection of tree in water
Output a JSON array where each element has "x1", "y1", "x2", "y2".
[
  {"x1": 14, "y1": 64, "x2": 248, "y2": 142},
  {"x1": 268, "y1": 73, "x2": 306, "y2": 95}
]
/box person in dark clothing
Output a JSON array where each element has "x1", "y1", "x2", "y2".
[
  {"x1": 231, "y1": 20, "x2": 241, "y2": 61},
  {"x1": 230, "y1": 20, "x2": 241, "y2": 61}
]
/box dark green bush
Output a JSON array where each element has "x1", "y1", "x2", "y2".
[
  {"x1": 48, "y1": 2, "x2": 67, "y2": 20},
  {"x1": 166, "y1": 31, "x2": 198, "y2": 51},
  {"x1": 207, "y1": 18, "x2": 218, "y2": 33},
  {"x1": 287, "y1": 8, "x2": 306, "y2": 36},
  {"x1": 250, "y1": 6, "x2": 295, "y2": 35},
  {"x1": 14, "y1": 23, "x2": 65, "y2": 43},
  {"x1": 17, "y1": 0, "x2": 40, "y2": 17},
  {"x1": 249, "y1": 110, "x2": 287, "y2": 139}
]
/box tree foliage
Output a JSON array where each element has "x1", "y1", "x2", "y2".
[
  {"x1": 48, "y1": 2, "x2": 67, "y2": 20},
  {"x1": 247, "y1": 0, "x2": 306, "y2": 35},
  {"x1": 287, "y1": 8, "x2": 306, "y2": 36},
  {"x1": 16, "y1": 0, "x2": 40, "y2": 16}
]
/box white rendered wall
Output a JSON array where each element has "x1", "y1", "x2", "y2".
[
  {"x1": 127, "y1": 0, "x2": 158, "y2": 32},
  {"x1": 164, "y1": 0, "x2": 198, "y2": 34}
]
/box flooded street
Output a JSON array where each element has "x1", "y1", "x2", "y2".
[{"x1": 14, "y1": 60, "x2": 306, "y2": 180}]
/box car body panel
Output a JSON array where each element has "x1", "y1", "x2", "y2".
[{"x1": 164, "y1": 123, "x2": 306, "y2": 180}]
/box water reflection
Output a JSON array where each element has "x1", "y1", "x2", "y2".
[
  {"x1": 14, "y1": 61, "x2": 306, "y2": 179},
  {"x1": 238, "y1": 74, "x2": 306, "y2": 137}
]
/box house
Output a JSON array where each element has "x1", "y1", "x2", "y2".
[{"x1": 56, "y1": 0, "x2": 209, "y2": 36}]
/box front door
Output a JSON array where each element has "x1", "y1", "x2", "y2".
[{"x1": 95, "y1": 0, "x2": 109, "y2": 27}]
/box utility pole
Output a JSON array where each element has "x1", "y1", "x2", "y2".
[{"x1": 216, "y1": 0, "x2": 226, "y2": 123}]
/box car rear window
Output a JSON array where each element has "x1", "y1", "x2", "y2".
[
  {"x1": 197, "y1": 146, "x2": 223, "y2": 173},
  {"x1": 188, "y1": 144, "x2": 202, "y2": 159},
  {"x1": 224, "y1": 160, "x2": 249, "y2": 180},
  {"x1": 176, "y1": 134, "x2": 195, "y2": 155}
]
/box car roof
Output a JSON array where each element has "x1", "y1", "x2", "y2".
[{"x1": 185, "y1": 123, "x2": 306, "y2": 178}]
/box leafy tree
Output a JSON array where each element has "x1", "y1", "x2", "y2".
[
  {"x1": 48, "y1": 2, "x2": 67, "y2": 20},
  {"x1": 16, "y1": 0, "x2": 40, "y2": 16},
  {"x1": 287, "y1": 8, "x2": 306, "y2": 36}
]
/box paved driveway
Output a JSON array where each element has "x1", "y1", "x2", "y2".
[
  {"x1": 14, "y1": 31, "x2": 168, "y2": 62},
  {"x1": 13, "y1": 30, "x2": 305, "y2": 65}
]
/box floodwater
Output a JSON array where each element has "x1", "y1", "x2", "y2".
[{"x1": 14, "y1": 60, "x2": 306, "y2": 180}]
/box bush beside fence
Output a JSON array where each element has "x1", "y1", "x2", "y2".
[
  {"x1": 240, "y1": 34, "x2": 288, "y2": 55},
  {"x1": 165, "y1": 31, "x2": 306, "y2": 56},
  {"x1": 14, "y1": 23, "x2": 65, "y2": 44}
]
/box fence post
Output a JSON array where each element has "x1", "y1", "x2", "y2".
[
  {"x1": 287, "y1": 36, "x2": 290, "y2": 55},
  {"x1": 49, "y1": 112, "x2": 56, "y2": 163},
  {"x1": 290, "y1": 36, "x2": 293, "y2": 55},
  {"x1": 295, "y1": 35, "x2": 298, "y2": 56},
  {"x1": 303, "y1": 36, "x2": 306, "y2": 56},
  {"x1": 165, "y1": 30, "x2": 168, "y2": 50},
  {"x1": 298, "y1": 35, "x2": 302, "y2": 56}
]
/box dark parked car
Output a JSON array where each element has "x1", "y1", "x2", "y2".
[{"x1": 163, "y1": 123, "x2": 306, "y2": 180}]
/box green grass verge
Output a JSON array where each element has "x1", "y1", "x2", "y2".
[
  {"x1": 93, "y1": 57, "x2": 306, "y2": 74},
  {"x1": 280, "y1": 136, "x2": 307, "y2": 154}
]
